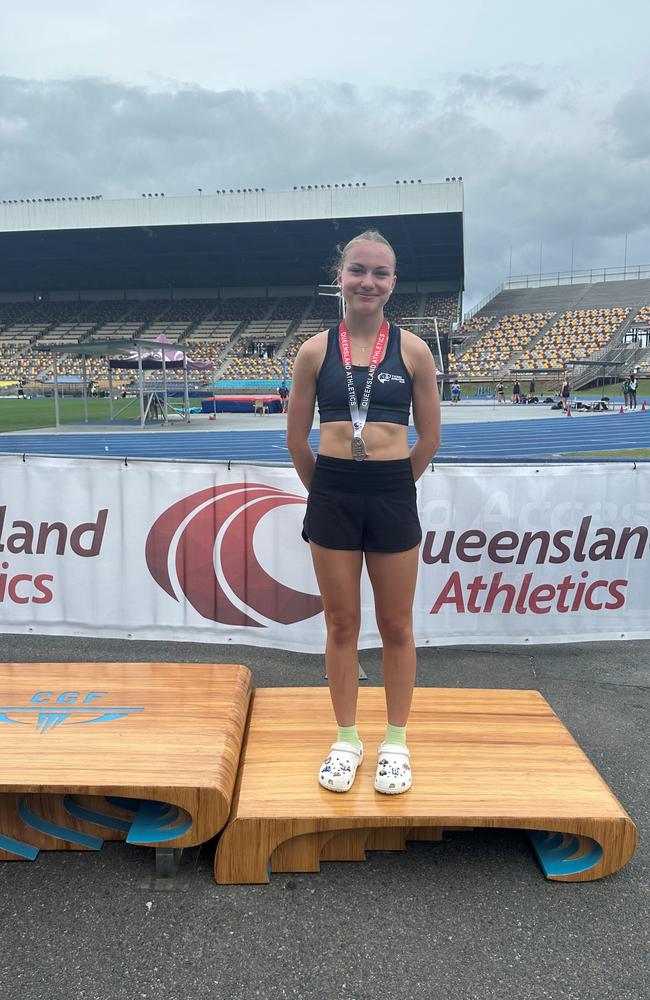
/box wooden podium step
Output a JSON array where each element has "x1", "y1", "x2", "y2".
[
  {"x1": 215, "y1": 687, "x2": 636, "y2": 884},
  {"x1": 0, "y1": 662, "x2": 251, "y2": 871}
]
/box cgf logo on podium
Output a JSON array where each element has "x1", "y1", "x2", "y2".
[{"x1": 0, "y1": 691, "x2": 144, "y2": 734}]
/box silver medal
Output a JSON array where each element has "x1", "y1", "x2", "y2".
[{"x1": 351, "y1": 436, "x2": 367, "y2": 461}]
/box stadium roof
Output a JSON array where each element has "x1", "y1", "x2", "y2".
[{"x1": 0, "y1": 182, "x2": 464, "y2": 292}]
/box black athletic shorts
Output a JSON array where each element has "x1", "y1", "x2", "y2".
[{"x1": 301, "y1": 454, "x2": 422, "y2": 553}]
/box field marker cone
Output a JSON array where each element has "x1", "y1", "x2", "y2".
[
  {"x1": 566, "y1": 406, "x2": 572, "y2": 417},
  {"x1": 619, "y1": 405, "x2": 624, "y2": 414},
  {"x1": 642, "y1": 400, "x2": 647, "y2": 411}
]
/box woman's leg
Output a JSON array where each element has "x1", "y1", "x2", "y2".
[
  {"x1": 309, "y1": 541, "x2": 363, "y2": 726},
  {"x1": 365, "y1": 546, "x2": 420, "y2": 726}
]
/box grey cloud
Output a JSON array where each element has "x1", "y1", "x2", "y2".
[
  {"x1": 0, "y1": 76, "x2": 493, "y2": 196},
  {"x1": 456, "y1": 72, "x2": 547, "y2": 106},
  {"x1": 607, "y1": 80, "x2": 650, "y2": 160},
  {"x1": 0, "y1": 74, "x2": 648, "y2": 308}
]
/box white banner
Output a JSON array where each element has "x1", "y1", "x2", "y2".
[{"x1": 1, "y1": 455, "x2": 649, "y2": 650}]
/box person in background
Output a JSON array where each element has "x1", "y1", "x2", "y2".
[
  {"x1": 450, "y1": 381, "x2": 461, "y2": 405},
  {"x1": 512, "y1": 378, "x2": 521, "y2": 404},
  {"x1": 278, "y1": 383, "x2": 289, "y2": 413},
  {"x1": 628, "y1": 373, "x2": 638, "y2": 410},
  {"x1": 561, "y1": 377, "x2": 571, "y2": 412},
  {"x1": 622, "y1": 377, "x2": 630, "y2": 409},
  {"x1": 496, "y1": 380, "x2": 506, "y2": 404}
]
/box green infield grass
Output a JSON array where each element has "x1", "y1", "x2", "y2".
[
  {"x1": 571, "y1": 378, "x2": 650, "y2": 399},
  {"x1": 0, "y1": 396, "x2": 145, "y2": 433},
  {"x1": 562, "y1": 449, "x2": 650, "y2": 459}
]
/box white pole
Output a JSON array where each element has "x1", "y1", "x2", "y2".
[
  {"x1": 137, "y1": 345, "x2": 145, "y2": 428},
  {"x1": 53, "y1": 361, "x2": 61, "y2": 428},
  {"x1": 82, "y1": 354, "x2": 89, "y2": 423},
  {"x1": 162, "y1": 348, "x2": 168, "y2": 425},
  {"x1": 183, "y1": 350, "x2": 190, "y2": 424},
  {"x1": 432, "y1": 317, "x2": 445, "y2": 392},
  {"x1": 108, "y1": 365, "x2": 114, "y2": 421}
]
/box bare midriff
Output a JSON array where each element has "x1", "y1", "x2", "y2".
[{"x1": 318, "y1": 421, "x2": 410, "y2": 461}]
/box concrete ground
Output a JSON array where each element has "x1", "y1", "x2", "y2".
[
  {"x1": 0, "y1": 633, "x2": 647, "y2": 1000},
  {"x1": 1, "y1": 401, "x2": 647, "y2": 997}
]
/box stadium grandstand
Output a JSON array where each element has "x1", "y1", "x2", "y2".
[
  {"x1": 2, "y1": 181, "x2": 649, "y2": 409},
  {"x1": 0, "y1": 181, "x2": 463, "y2": 404},
  {"x1": 451, "y1": 271, "x2": 650, "y2": 393}
]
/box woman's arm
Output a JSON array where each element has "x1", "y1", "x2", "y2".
[
  {"x1": 406, "y1": 334, "x2": 441, "y2": 480},
  {"x1": 286, "y1": 341, "x2": 318, "y2": 490}
]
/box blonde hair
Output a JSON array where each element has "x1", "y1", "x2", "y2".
[{"x1": 330, "y1": 229, "x2": 397, "y2": 278}]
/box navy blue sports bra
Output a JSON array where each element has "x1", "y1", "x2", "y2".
[{"x1": 317, "y1": 323, "x2": 412, "y2": 426}]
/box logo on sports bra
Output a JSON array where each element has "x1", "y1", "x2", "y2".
[{"x1": 377, "y1": 372, "x2": 406, "y2": 384}]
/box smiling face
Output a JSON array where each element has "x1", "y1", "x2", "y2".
[{"x1": 338, "y1": 239, "x2": 397, "y2": 315}]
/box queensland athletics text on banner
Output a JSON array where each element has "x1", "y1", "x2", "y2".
[{"x1": 0, "y1": 455, "x2": 649, "y2": 651}]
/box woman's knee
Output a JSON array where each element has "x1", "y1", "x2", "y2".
[
  {"x1": 376, "y1": 615, "x2": 414, "y2": 647},
  {"x1": 325, "y1": 609, "x2": 360, "y2": 645}
]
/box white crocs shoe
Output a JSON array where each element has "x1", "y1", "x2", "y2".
[
  {"x1": 374, "y1": 742, "x2": 412, "y2": 795},
  {"x1": 318, "y1": 741, "x2": 364, "y2": 793}
]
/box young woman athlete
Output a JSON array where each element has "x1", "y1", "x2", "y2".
[{"x1": 287, "y1": 230, "x2": 441, "y2": 794}]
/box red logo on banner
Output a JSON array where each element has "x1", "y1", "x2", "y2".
[{"x1": 145, "y1": 484, "x2": 323, "y2": 627}]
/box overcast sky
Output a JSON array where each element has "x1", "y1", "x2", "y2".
[{"x1": 2, "y1": 0, "x2": 649, "y2": 307}]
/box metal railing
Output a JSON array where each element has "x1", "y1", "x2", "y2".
[
  {"x1": 464, "y1": 263, "x2": 650, "y2": 321},
  {"x1": 504, "y1": 264, "x2": 650, "y2": 290}
]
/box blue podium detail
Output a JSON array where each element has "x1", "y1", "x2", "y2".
[
  {"x1": 18, "y1": 800, "x2": 103, "y2": 850},
  {"x1": 105, "y1": 796, "x2": 141, "y2": 812},
  {"x1": 37, "y1": 712, "x2": 70, "y2": 733},
  {"x1": 71, "y1": 713, "x2": 133, "y2": 726},
  {"x1": 528, "y1": 830, "x2": 603, "y2": 876},
  {"x1": 0, "y1": 712, "x2": 27, "y2": 725},
  {"x1": 0, "y1": 833, "x2": 39, "y2": 860},
  {"x1": 0, "y1": 704, "x2": 143, "y2": 732},
  {"x1": 63, "y1": 796, "x2": 132, "y2": 833},
  {"x1": 126, "y1": 800, "x2": 191, "y2": 845},
  {"x1": 543, "y1": 832, "x2": 565, "y2": 852}
]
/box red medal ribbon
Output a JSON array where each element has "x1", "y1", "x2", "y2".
[{"x1": 339, "y1": 320, "x2": 389, "y2": 433}]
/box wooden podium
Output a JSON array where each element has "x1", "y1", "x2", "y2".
[
  {"x1": 215, "y1": 687, "x2": 637, "y2": 884},
  {"x1": 0, "y1": 662, "x2": 251, "y2": 873},
  {"x1": 0, "y1": 667, "x2": 637, "y2": 884}
]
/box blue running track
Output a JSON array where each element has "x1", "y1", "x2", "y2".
[{"x1": 0, "y1": 412, "x2": 648, "y2": 462}]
